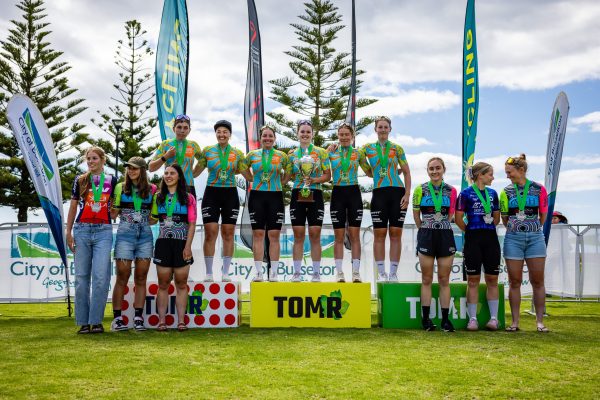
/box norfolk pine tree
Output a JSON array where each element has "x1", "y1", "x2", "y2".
[
  {"x1": 91, "y1": 20, "x2": 157, "y2": 178},
  {"x1": 0, "y1": 0, "x2": 87, "y2": 222}
]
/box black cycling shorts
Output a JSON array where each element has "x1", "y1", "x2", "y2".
[
  {"x1": 330, "y1": 185, "x2": 363, "y2": 229},
  {"x1": 153, "y1": 238, "x2": 194, "y2": 268},
  {"x1": 416, "y1": 228, "x2": 456, "y2": 258},
  {"x1": 248, "y1": 190, "x2": 284, "y2": 231},
  {"x1": 370, "y1": 186, "x2": 407, "y2": 229},
  {"x1": 201, "y1": 186, "x2": 240, "y2": 225},
  {"x1": 290, "y1": 189, "x2": 324, "y2": 227},
  {"x1": 463, "y1": 229, "x2": 501, "y2": 276}
]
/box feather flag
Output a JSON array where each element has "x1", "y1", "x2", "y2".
[{"x1": 462, "y1": 0, "x2": 479, "y2": 190}]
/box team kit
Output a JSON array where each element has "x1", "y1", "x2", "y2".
[{"x1": 66, "y1": 115, "x2": 550, "y2": 334}]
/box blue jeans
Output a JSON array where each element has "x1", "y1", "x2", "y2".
[
  {"x1": 503, "y1": 231, "x2": 547, "y2": 260},
  {"x1": 74, "y1": 223, "x2": 113, "y2": 325},
  {"x1": 114, "y1": 222, "x2": 154, "y2": 260}
]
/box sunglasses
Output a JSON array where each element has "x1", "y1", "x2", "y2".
[
  {"x1": 297, "y1": 119, "x2": 312, "y2": 127},
  {"x1": 506, "y1": 157, "x2": 515, "y2": 164},
  {"x1": 175, "y1": 114, "x2": 190, "y2": 121}
]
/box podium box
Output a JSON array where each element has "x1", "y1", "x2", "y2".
[
  {"x1": 250, "y1": 282, "x2": 371, "y2": 328},
  {"x1": 377, "y1": 282, "x2": 505, "y2": 329},
  {"x1": 121, "y1": 281, "x2": 241, "y2": 329}
]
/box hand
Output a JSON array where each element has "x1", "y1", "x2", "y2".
[
  {"x1": 66, "y1": 232, "x2": 75, "y2": 253},
  {"x1": 182, "y1": 245, "x2": 193, "y2": 262},
  {"x1": 303, "y1": 176, "x2": 312, "y2": 185},
  {"x1": 164, "y1": 146, "x2": 177, "y2": 160},
  {"x1": 326, "y1": 143, "x2": 339, "y2": 153},
  {"x1": 400, "y1": 193, "x2": 409, "y2": 210}
]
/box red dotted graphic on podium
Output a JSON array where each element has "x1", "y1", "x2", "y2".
[
  {"x1": 225, "y1": 299, "x2": 236, "y2": 310},
  {"x1": 148, "y1": 284, "x2": 158, "y2": 295},
  {"x1": 209, "y1": 283, "x2": 220, "y2": 294},
  {"x1": 122, "y1": 316, "x2": 129, "y2": 325},
  {"x1": 209, "y1": 314, "x2": 220, "y2": 325},
  {"x1": 183, "y1": 315, "x2": 190, "y2": 325},
  {"x1": 168, "y1": 284, "x2": 175, "y2": 295},
  {"x1": 194, "y1": 283, "x2": 205, "y2": 293},
  {"x1": 121, "y1": 300, "x2": 129, "y2": 311},
  {"x1": 225, "y1": 314, "x2": 236, "y2": 326},
  {"x1": 194, "y1": 315, "x2": 205, "y2": 326},
  {"x1": 148, "y1": 315, "x2": 159, "y2": 326},
  {"x1": 225, "y1": 283, "x2": 236, "y2": 294},
  {"x1": 165, "y1": 315, "x2": 175, "y2": 326},
  {"x1": 123, "y1": 285, "x2": 129, "y2": 295},
  {"x1": 210, "y1": 299, "x2": 221, "y2": 310}
]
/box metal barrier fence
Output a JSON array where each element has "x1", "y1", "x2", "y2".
[{"x1": 1, "y1": 222, "x2": 598, "y2": 302}]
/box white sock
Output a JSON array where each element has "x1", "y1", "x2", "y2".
[
  {"x1": 222, "y1": 256, "x2": 232, "y2": 276},
  {"x1": 376, "y1": 261, "x2": 385, "y2": 274},
  {"x1": 352, "y1": 259, "x2": 360, "y2": 273},
  {"x1": 204, "y1": 256, "x2": 214, "y2": 275},
  {"x1": 487, "y1": 299, "x2": 499, "y2": 320},
  {"x1": 390, "y1": 262, "x2": 398, "y2": 275},
  {"x1": 270, "y1": 261, "x2": 279, "y2": 276},
  {"x1": 254, "y1": 261, "x2": 263, "y2": 275},
  {"x1": 335, "y1": 259, "x2": 343, "y2": 274},
  {"x1": 293, "y1": 259, "x2": 302, "y2": 274},
  {"x1": 467, "y1": 303, "x2": 478, "y2": 320},
  {"x1": 313, "y1": 260, "x2": 321, "y2": 276}
]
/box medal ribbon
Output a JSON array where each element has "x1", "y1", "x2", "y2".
[
  {"x1": 91, "y1": 173, "x2": 105, "y2": 203},
  {"x1": 166, "y1": 192, "x2": 178, "y2": 218},
  {"x1": 376, "y1": 141, "x2": 391, "y2": 170},
  {"x1": 172, "y1": 139, "x2": 188, "y2": 166},
  {"x1": 340, "y1": 146, "x2": 353, "y2": 174},
  {"x1": 132, "y1": 186, "x2": 142, "y2": 212},
  {"x1": 427, "y1": 181, "x2": 444, "y2": 213},
  {"x1": 296, "y1": 144, "x2": 314, "y2": 158},
  {"x1": 514, "y1": 179, "x2": 531, "y2": 213},
  {"x1": 261, "y1": 148, "x2": 274, "y2": 174},
  {"x1": 471, "y1": 185, "x2": 491, "y2": 214},
  {"x1": 217, "y1": 144, "x2": 231, "y2": 174}
]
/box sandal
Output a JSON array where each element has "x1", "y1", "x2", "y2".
[
  {"x1": 90, "y1": 324, "x2": 104, "y2": 334},
  {"x1": 505, "y1": 326, "x2": 520, "y2": 332},
  {"x1": 177, "y1": 323, "x2": 188, "y2": 332},
  {"x1": 77, "y1": 325, "x2": 91, "y2": 334},
  {"x1": 157, "y1": 323, "x2": 168, "y2": 332},
  {"x1": 537, "y1": 325, "x2": 550, "y2": 333}
]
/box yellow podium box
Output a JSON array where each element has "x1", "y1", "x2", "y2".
[{"x1": 250, "y1": 282, "x2": 371, "y2": 328}]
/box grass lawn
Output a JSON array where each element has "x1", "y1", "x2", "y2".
[{"x1": 0, "y1": 300, "x2": 599, "y2": 399}]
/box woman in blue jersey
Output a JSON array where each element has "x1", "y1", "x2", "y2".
[
  {"x1": 328, "y1": 123, "x2": 372, "y2": 282},
  {"x1": 286, "y1": 120, "x2": 331, "y2": 282},
  {"x1": 455, "y1": 162, "x2": 501, "y2": 331},
  {"x1": 362, "y1": 116, "x2": 411, "y2": 282},
  {"x1": 151, "y1": 164, "x2": 197, "y2": 331},
  {"x1": 412, "y1": 157, "x2": 457, "y2": 332},
  {"x1": 239, "y1": 126, "x2": 290, "y2": 282},
  {"x1": 195, "y1": 120, "x2": 245, "y2": 282},
  {"x1": 110, "y1": 157, "x2": 157, "y2": 332}
]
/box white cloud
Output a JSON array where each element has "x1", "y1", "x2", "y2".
[
  {"x1": 571, "y1": 111, "x2": 600, "y2": 132},
  {"x1": 355, "y1": 132, "x2": 432, "y2": 148},
  {"x1": 557, "y1": 168, "x2": 600, "y2": 192},
  {"x1": 361, "y1": 89, "x2": 460, "y2": 118}
]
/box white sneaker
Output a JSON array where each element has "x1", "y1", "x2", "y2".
[
  {"x1": 336, "y1": 271, "x2": 345, "y2": 282},
  {"x1": 111, "y1": 317, "x2": 128, "y2": 332},
  {"x1": 253, "y1": 273, "x2": 264, "y2": 282},
  {"x1": 388, "y1": 273, "x2": 398, "y2": 282},
  {"x1": 377, "y1": 272, "x2": 388, "y2": 282},
  {"x1": 352, "y1": 271, "x2": 362, "y2": 283},
  {"x1": 221, "y1": 275, "x2": 231, "y2": 282},
  {"x1": 269, "y1": 269, "x2": 278, "y2": 282},
  {"x1": 291, "y1": 272, "x2": 302, "y2": 282},
  {"x1": 204, "y1": 274, "x2": 213, "y2": 282},
  {"x1": 311, "y1": 273, "x2": 321, "y2": 282}
]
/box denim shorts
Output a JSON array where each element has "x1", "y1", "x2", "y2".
[
  {"x1": 503, "y1": 231, "x2": 547, "y2": 260},
  {"x1": 114, "y1": 222, "x2": 154, "y2": 260}
]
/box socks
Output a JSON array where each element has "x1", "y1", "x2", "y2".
[
  {"x1": 254, "y1": 260, "x2": 263, "y2": 275},
  {"x1": 376, "y1": 261, "x2": 385, "y2": 275},
  {"x1": 134, "y1": 308, "x2": 143, "y2": 318},
  {"x1": 113, "y1": 309, "x2": 122, "y2": 319},
  {"x1": 313, "y1": 260, "x2": 321, "y2": 276},
  {"x1": 441, "y1": 308, "x2": 450, "y2": 322},
  {"x1": 293, "y1": 259, "x2": 302, "y2": 274},
  {"x1": 334, "y1": 259, "x2": 343, "y2": 274},
  {"x1": 352, "y1": 259, "x2": 360, "y2": 273},
  {"x1": 204, "y1": 256, "x2": 214, "y2": 275},
  {"x1": 488, "y1": 299, "x2": 499, "y2": 320},
  {"x1": 390, "y1": 262, "x2": 398, "y2": 275},
  {"x1": 467, "y1": 303, "x2": 478, "y2": 320},
  {"x1": 271, "y1": 261, "x2": 279, "y2": 276},
  {"x1": 422, "y1": 305, "x2": 431, "y2": 320},
  {"x1": 222, "y1": 256, "x2": 232, "y2": 276}
]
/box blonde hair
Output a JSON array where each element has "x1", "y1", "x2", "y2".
[
  {"x1": 427, "y1": 157, "x2": 446, "y2": 172},
  {"x1": 374, "y1": 116, "x2": 391, "y2": 127},
  {"x1": 259, "y1": 125, "x2": 276, "y2": 136},
  {"x1": 467, "y1": 161, "x2": 493, "y2": 184},
  {"x1": 505, "y1": 153, "x2": 528, "y2": 172},
  {"x1": 78, "y1": 146, "x2": 106, "y2": 197},
  {"x1": 337, "y1": 122, "x2": 355, "y2": 136}
]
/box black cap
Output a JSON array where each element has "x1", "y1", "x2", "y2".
[{"x1": 214, "y1": 120, "x2": 232, "y2": 132}]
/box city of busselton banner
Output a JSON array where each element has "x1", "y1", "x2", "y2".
[
  {"x1": 155, "y1": 0, "x2": 189, "y2": 140},
  {"x1": 6, "y1": 94, "x2": 69, "y2": 273}
]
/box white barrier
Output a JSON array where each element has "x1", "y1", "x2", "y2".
[{"x1": 0, "y1": 222, "x2": 597, "y2": 302}]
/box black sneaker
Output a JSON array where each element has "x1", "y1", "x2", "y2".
[
  {"x1": 441, "y1": 319, "x2": 456, "y2": 332},
  {"x1": 77, "y1": 325, "x2": 91, "y2": 334},
  {"x1": 111, "y1": 317, "x2": 128, "y2": 332},
  {"x1": 422, "y1": 318, "x2": 437, "y2": 331},
  {"x1": 134, "y1": 316, "x2": 147, "y2": 331}
]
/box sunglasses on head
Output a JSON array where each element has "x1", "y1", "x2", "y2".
[
  {"x1": 297, "y1": 119, "x2": 312, "y2": 127},
  {"x1": 506, "y1": 157, "x2": 515, "y2": 165},
  {"x1": 175, "y1": 114, "x2": 190, "y2": 121}
]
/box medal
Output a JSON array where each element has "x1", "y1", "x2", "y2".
[
  {"x1": 261, "y1": 172, "x2": 269, "y2": 183},
  {"x1": 516, "y1": 211, "x2": 526, "y2": 221},
  {"x1": 132, "y1": 212, "x2": 142, "y2": 223},
  {"x1": 164, "y1": 216, "x2": 173, "y2": 227},
  {"x1": 483, "y1": 214, "x2": 493, "y2": 224},
  {"x1": 379, "y1": 166, "x2": 387, "y2": 176},
  {"x1": 428, "y1": 181, "x2": 444, "y2": 222},
  {"x1": 219, "y1": 170, "x2": 228, "y2": 181},
  {"x1": 164, "y1": 192, "x2": 178, "y2": 227},
  {"x1": 472, "y1": 184, "x2": 493, "y2": 225},
  {"x1": 340, "y1": 146, "x2": 353, "y2": 183},
  {"x1": 172, "y1": 139, "x2": 188, "y2": 166},
  {"x1": 261, "y1": 148, "x2": 274, "y2": 184},
  {"x1": 340, "y1": 171, "x2": 349, "y2": 182},
  {"x1": 132, "y1": 186, "x2": 143, "y2": 221},
  {"x1": 376, "y1": 141, "x2": 391, "y2": 179},
  {"x1": 217, "y1": 144, "x2": 231, "y2": 182},
  {"x1": 90, "y1": 172, "x2": 105, "y2": 213},
  {"x1": 514, "y1": 180, "x2": 531, "y2": 222}
]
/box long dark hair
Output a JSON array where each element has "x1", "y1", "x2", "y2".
[
  {"x1": 157, "y1": 164, "x2": 188, "y2": 206},
  {"x1": 124, "y1": 167, "x2": 151, "y2": 199}
]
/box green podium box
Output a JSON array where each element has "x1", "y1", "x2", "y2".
[{"x1": 377, "y1": 282, "x2": 505, "y2": 329}]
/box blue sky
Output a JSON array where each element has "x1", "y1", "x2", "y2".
[{"x1": 1, "y1": 0, "x2": 599, "y2": 224}]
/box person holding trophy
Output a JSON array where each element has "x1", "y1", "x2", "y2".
[
  {"x1": 239, "y1": 126, "x2": 290, "y2": 282},
  {"x1": 362, "y1": 116, "x2": 411, "y2": 282},
  {"x1": 286, "y1": 120, "x2": 331, "y2": 282},
  {"x1": 328, "y1": 123, "x2": 372, "y2": 283}
]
